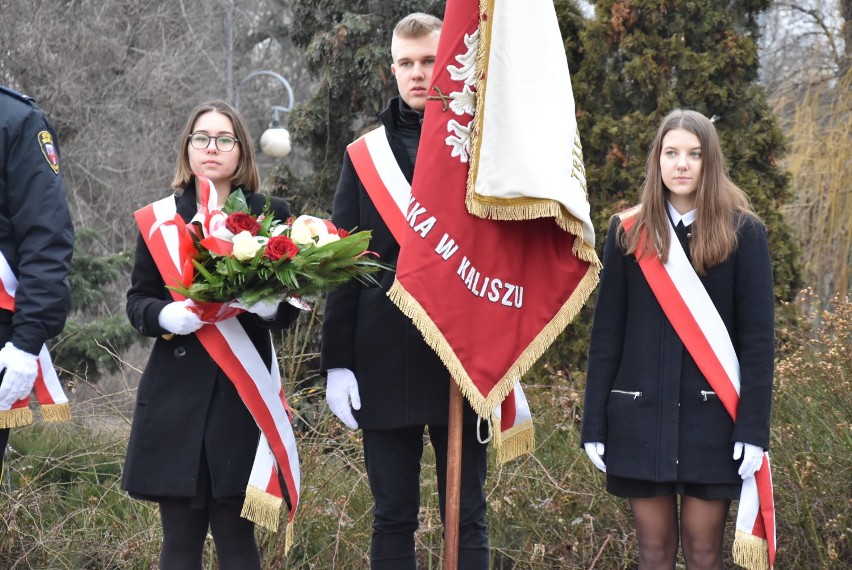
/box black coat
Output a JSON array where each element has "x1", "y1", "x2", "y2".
[
  {"x1": 320, "y1": 99, "x2": 477, "y2": 429},
  {"x1": 581, "y1": 215, "x2": 774, "y2": 484},
  {"x1": 0, "y1": 86, "x2": 74, "y2": 353},
  {"x1": 122, "y1": 186, "x2": 298, "y2": 500}
]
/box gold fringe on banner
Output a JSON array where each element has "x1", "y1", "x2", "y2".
[
  {"x1": 733, "y1": 531, "x2": 770, "y2": 570},
  {"x1": 241, "y1": 484, "x2": 282, "y2": 533},
  {"x1": 0, "y1": 407, "x2": 33, "y2": 429},
  {"x1": 40, "y1": 403, "x2": 71, "y2": 423},
  {"x1": 388, "y1": 262, "x2": 599, "y2": 421},
  {"x1": 493, "y1": 418, "x2": 535, "y2": 464}
]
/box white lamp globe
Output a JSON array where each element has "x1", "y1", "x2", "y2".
[{"x1": 260, "y1": 127, "x2": 291, "y2": 158}]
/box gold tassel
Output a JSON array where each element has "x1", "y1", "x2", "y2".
[
  {"x1": 40, "y1": 403, "x2": 71, "y2": 423},
  {"x1": 284, "y1": 521, "x2": 295, "y2": 555},
  {"x1": 0, "y1": 407, "x2": 33, "y2": 429},
  {"x1": 733, "y1": 531, "x2": 770, "y2": 570},
  {"x1": 494, "y1": 419, "x2": 535, "y2": 464},
  {"x1": 240, "y1": 485, "x2": 282, "y2": 533}
]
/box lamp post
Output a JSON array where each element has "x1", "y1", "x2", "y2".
[{"x1": 235, "y1": 70, "x2": 295, "y2": 159}]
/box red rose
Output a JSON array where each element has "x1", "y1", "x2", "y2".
[
  {"x1": 337, "y1": 228, "x2": 350, "y2": 238},
  {"x1": 265, "y1": 236, "x2": 299, "y2": 261},
  {"x1": 225, "y1": 212, "x2": 261, "y2": 236}
]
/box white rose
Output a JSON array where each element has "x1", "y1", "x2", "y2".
[
  {"x1": 232, "y1": 231, "x2": 263, "y2": 261},
  {"x1": 290, "y1": 215, "x2": 329, "y2": 245},
  {"x1": 316, "y1": 233, "x2": 340, "y2": 247},
  {"x1": 289, "y1": 222, "x2": 314, "y2": 245}
]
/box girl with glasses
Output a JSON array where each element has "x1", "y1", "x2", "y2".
[{"x1": 122, "y1": 100, "x2": 299, "y2": 569}]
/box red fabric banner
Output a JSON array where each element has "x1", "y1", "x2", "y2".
[{"x1": 388, "y1": 0, "x2": 599, "y2": 418}]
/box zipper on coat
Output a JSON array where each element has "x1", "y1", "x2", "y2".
[
  {"x1": 700, "y1": 390, "x2": 716, "y2": 401},
  {"x1": 611, "y1": 389, "x2": 643, "y2": 399}
]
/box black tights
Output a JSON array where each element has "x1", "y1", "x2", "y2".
[
  {"x1": 629, "y1": 495, "x2": 731, "y2": 570},
  {"x1": 158, "y1": 499, "x2": 261, "y2": 570}
]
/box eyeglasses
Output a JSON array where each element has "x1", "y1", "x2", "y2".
[{"x1": 188, "y1": 133, "x2": 240, "y2": 152}]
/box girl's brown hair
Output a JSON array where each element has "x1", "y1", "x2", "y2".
[
  {"x1": 171, "y1": 99, "x2": 261, "y2": 193},
  {"x1": 620, "y1": 109, "x2": 761, "y2": 274}
]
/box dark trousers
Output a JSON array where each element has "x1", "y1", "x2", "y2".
[
  {"x1": 362, "y1": 424, "x2": 489, "y2": 570},
  {"x1": 0, "y1": 428, "x2": 8, "y2": 483}
]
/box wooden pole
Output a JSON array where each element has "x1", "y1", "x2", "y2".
[{"x1": 443, "y1": 381, "x2": 464, "y2": 570}]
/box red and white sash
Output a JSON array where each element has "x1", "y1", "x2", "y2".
[
  {"x1": 621, "y1": 212, "x2": 776, "y2": 570},
  {"x1": 0, "y1": 253, "x2": 71, "y2": 427},
  {"x1": 135, "y1": 191, "x2": 300, "y2": 551},
  {"x1": 348, "y1": 128, "x2": 534, "y2": 462}
]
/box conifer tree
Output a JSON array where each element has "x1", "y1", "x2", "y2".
[
  {"x1": 572, "y1": 0, "x2": 800, "y2": 305},
  {"x1": 52, "y1": 229, "x2": 138, "y2": 383}
]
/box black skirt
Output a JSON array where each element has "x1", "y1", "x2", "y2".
[
  {"x1": 129, "y1": 447, "x2": 245, "y2": 509},
  {"x1": 607, "y1": 473, "x2": 742, "y2": 501}
]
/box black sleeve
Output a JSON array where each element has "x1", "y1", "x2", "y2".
[
  {"x1": 731, "y1": 217, "x2": 775, "y2": 449},
  {"x1": 126, "y1": 230, "x2": 173, "y2": 338},
  {"x1": 1, "y1": 102, "x2": 74, "y2": 354},
  {"x1": 581, "y1": 218, "x2": 628, "y2": 445},
  {"x1": 319, "y1": 152, "x2": 362, "y2": 374}
]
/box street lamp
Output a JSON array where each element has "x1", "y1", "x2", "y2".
[{"x1": 235, "y1": 70, "x2": 294, "y2": 159}]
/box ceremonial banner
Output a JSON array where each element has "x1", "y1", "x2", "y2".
[
  {"x1": 388, "y1": 0, "x2": 599, "y2": 443},
  {"x1": 349, "y1": 126, "x2": 533, "y2": 461}
]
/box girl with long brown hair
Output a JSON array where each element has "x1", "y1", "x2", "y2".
[{"x1": 582, "y1": 109, "x2": 775, "y2": 569}]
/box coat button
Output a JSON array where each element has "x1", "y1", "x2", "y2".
[{"x1": 174, "y1": 346, "x2": 187, "y2": 358}]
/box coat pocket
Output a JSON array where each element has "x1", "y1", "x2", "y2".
[
  {"x1": 699, "y1": 390, "x2": 717, "y2": 402},
  {"x1": 610, "y1": 389, "x2": 644, "y2": 400}
]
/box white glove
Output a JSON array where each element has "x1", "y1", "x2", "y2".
[
  {"x1": 230, "y1": 298, "x2": 279, "y2": 320},
  {"x1": 326, "y1": 368, "x2": 361, "y2": 430},
  {"x1": 733, "y1": 441, "x2": 764, "y2": 479},
  {"x1": 157, "y1": 300, "x2": 206, "y2": 335},
  {"x1": 584, "y1": 442, "x2": 607, "y2": 473},
  {"x1": 0, "y1": 342, "x2": 39, "y2": 409}
]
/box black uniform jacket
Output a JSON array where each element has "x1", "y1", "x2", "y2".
[
  {"x1": 320, "y1": 99, "x2": 478, "y2": 429},
  {"x1": 122, "y1": 185, "x2": 298, "y2": 500},
  {"x1": 0, "y1": 87, "x2": 74, "y2": 352},
  {"x1": 581, "y1": 215, "x2": 774, "y2": 484}
]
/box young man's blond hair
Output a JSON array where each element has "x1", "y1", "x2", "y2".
[{"x1": 391, "y1": 12, "x2": 442, "y2": 60}]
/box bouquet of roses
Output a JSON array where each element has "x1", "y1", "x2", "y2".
[{"x1": 167, "y1": 188, "x2": 387, "y2": 316}]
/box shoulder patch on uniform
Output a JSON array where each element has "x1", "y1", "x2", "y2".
[{"x1": 37, "y1": 130, "x2": 60, "y2": 175}]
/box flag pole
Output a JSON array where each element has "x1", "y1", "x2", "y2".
[{"x1": 443, "y1": 381, "x2": 463, "y2": 570}]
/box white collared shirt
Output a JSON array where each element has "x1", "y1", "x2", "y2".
[{"x1": 667, "y1": 202, "x2": 696, "y2": 226}]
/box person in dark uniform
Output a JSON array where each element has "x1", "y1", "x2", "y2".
[
  {"x1": 123, "y1": 100, "x2": 299, "y2": 570},
  {"x1": 321, "y1": 13, "x2": 490, "y2": 570},
  {"x1": 0, "y1": 86, "x2": 74, "y2": 480},
  {"x1": 581, "y1": 110, "x2": 774, "y2": 569}
]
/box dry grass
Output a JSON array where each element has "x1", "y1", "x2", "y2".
[{"x1": 1, "y1": 294, "x2": 850, "y2": 568}]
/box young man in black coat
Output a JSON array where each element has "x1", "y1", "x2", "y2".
[
  {"x1": 321, "y1": 13, "x2": 490, "y2": 570},
  {"x1": 0, "y1": 86, "x2": 74, "y2": 479}
]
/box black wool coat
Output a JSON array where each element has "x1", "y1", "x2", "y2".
[
  {"x1": 581, "y1": 215, "x2": 774, "y2": 484},
  {"x1": 0, "y1": 87, "x2": 74, "y2": 353},
  {"x1": 122, "y1": 186, "x2": 299, "y2": 501},
  {"x1": 320, "y1": 98, "x2": 478, "y2": 429}
]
